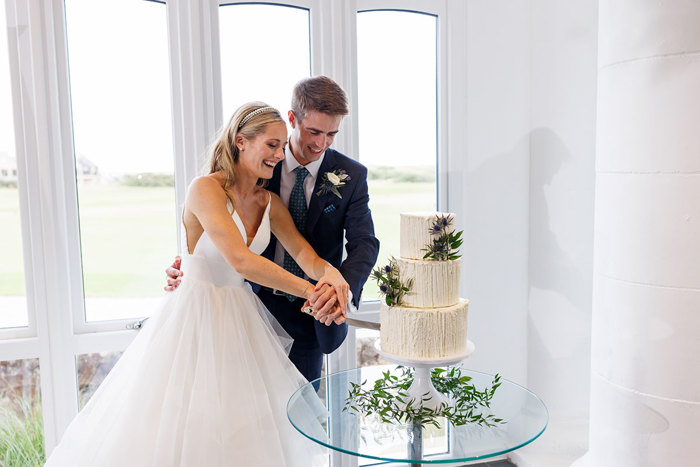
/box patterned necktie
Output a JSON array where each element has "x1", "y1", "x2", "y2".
[{"x1": 282, "y1": 166, "x2": 310, "y2": 301}]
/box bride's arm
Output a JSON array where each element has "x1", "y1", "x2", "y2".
[
  {"x1": 186, "y1": 177, "x2": 314, "y2": 299},
  {"x1": 269, "y1": 193, "x2": 349, "y2": 314}
]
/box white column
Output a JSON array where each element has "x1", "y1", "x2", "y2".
[{"x1": 579, "y1": 1, "x2": 700, "y2": 465}]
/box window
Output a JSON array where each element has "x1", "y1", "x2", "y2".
[
  {"x1": 354, "y1": 11, "x2": 445, "y2": 460},
  {"x1": 76, "y1": 351, "x2": 122, "y2": 408},
  {"x1": 357, "y1": 10, "x2": 438, "y2": 301},
  {"x1": 219, "y1": 3, "x2": 311, "y2": 122},
  {"x1": 0, "y1": 359, "x2": 44, "y2": 463},
  {"x1": 64, "y1": 0, "x2": 175, "y2": 323},
  {"x1": 1, "y1": 1, "x2": 457, "y2": 456},
  {"x1": 0, "y1": 1, "x2": 28, "y2": 329}
]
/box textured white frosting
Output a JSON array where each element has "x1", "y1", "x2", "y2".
[
  {"x1": 399, "y1": 212, "x2": 455, "y2": 260},
  {"x1": 380, "y1": 299, "x2": 469, "y2": 360},
  {"x1": 396, "y1": 257, "x2": 460, "y2": 308}
]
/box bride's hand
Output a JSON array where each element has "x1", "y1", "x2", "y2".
[{"x1": 315, "y1": 268, "x2": 349, "y2": 316}]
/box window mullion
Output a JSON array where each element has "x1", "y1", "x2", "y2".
[
  {"x1": 166, "y1": 0, "x2": 222, "y2": 240},
  {"x1": 310, "y1": 0, "x2": 359, "y2": 160},
  {"x1": 6, "y1": 0, "x2": 84, "y2": 452},
  {"x1": 444, "y1": 0, "x2": 467, "y2": 215}
]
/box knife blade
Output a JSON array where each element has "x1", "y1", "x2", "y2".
[
  {"x1": 344, "y1": 317, "x2": 381, "y2": 331},
  {"x1": 302, "y1": 306, "x2": 381, "y2": 331}
]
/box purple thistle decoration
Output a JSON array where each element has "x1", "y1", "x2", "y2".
[
  {"x1": 423, "y1": 214, "x2": 463, "y2": 261},
  {"x1": 370, "y1": 257, "x2": 413, "y2": 306}
]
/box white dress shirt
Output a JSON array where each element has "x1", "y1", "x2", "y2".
[
  {"x1": 273, "y1": 145, "x2": 356, "y2": 311},
  {"x1": 273, "y1": 146, "x2": 324, "y2": 267}
]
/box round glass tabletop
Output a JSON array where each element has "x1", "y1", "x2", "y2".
[{"x1": 287, "y1": 365, "x2": 548, "y2": 464}]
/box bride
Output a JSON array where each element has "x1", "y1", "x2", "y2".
[{"x1": 45, "y1": 103, "x2": 344, "y2": 466}]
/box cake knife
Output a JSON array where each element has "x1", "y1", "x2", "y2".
[{"x1": 302, "y1": 306, "x2": 380, "y2": 331}]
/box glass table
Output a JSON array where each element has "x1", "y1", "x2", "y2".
[{"x1": 287, "y1": 365, "x2": 548, "y2": 465}]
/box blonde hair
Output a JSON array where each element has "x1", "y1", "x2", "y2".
[{"x1": 207, "y1": 102, "x2": 284, "y2": 205}]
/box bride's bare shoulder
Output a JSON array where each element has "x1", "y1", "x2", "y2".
[{"x1": 188, "y1": 174, "x2": 226, "y2": 198}]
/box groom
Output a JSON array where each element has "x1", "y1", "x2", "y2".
[{"x1": 167, "y1": 76, "x2": 379, "y2": 384}]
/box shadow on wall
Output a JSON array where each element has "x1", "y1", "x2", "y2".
[
  {"x1": 460, "y1": 134, "x2": 530, "y2": 380},
  {"x1": 527, "y1": 127, "x2": 592, "y2": 413}
]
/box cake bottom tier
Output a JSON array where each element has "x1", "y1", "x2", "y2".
[{"x1": 379, "y1": 299, "x2": 469, "y2": 360}]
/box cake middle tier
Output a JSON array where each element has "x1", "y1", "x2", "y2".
[{"x1": 396, "y1": 257, "x2": 460, "y2": 308}]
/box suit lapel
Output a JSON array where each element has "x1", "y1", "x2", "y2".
[{"x1": 305, "y1": 150, "x2": 335, "y2": 235}]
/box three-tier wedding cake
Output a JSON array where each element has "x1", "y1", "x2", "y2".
[{"x1": 379, "y1": 212, "x2": 469, "y2": 360}]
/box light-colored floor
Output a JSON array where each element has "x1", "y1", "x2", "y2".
[{"x1": 508, "y1": 413, "x2": 589, "y2": 467}]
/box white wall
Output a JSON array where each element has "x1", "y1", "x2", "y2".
[
  {"x1": 454, "y1": 1, "x2": 599, "y2": 464},
  {"x1": 521, "y1": 1, "x2": 599, "y2": 464},
  {"x1": 453, "y1": 0, "x2": 531, "y2": 386},
  {"x1": 528, "y1": 0, "x2": 597, "y2": 416}
]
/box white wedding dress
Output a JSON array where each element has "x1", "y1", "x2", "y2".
[{"x1": 45, "y1": 197, "x2": 328, "y2": 466}]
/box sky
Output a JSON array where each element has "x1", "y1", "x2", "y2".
[
  {"x1": 0, "y1": 1, "x2": 14, "y2": 160},
  {"x1": 1, "y1": 0, "x2": 437, "y2": 175}
]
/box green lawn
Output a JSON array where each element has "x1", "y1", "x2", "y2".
[
  {"x1": 0, "y1": 179, "x2": 435, "y2": 300},
  {"x1": 0, "y1": 189, "x2": 26, "y2": 295},
  {"x1": 0, "y1": 185, "x2": 177, "y2": 297},
  {"x1": 364, "y1": 180, "x2": 435, "y2": 300}
]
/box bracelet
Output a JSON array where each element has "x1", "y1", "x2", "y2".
[{"x1": 303, "y1": 283, "x2": 314, "y2": 299}]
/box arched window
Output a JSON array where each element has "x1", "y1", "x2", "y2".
[
  {"x1": 0, "y1": 0, "x2": 27, "y2": 331},
  {"x1": 354, "y1": 8, "x2": 440, "y2": 381},
  {"x1": 219, "y1": 3, "x2": 311, "y2": 121},
  {"x1": 64, "y1": 0, "x2": 174, "y2": 324},
  {"x1": 357, "y1": 9, "x2": 438, "y2": 302}
]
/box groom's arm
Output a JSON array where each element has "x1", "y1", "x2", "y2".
[{"x1": 339, "y1": 165, "x2": 380, "y2": 308}]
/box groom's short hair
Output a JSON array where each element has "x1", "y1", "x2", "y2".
[{"x1": 291, "y1": 76, "x2": 349, "y2": 121}]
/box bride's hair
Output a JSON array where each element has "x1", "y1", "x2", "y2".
[{"x1": 207, "y1": 102, "x2": 284, "y2": 205}]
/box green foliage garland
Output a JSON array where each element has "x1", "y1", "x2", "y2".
[{"x1": 344, "y1": 366, "x2": 504, "y2": 429}]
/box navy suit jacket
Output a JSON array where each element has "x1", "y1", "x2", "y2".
[{"x1": 254, "y1": 148, "x2": 380, "y2": 354}]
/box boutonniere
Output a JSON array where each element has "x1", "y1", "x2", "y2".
[{"x1": 316, "y1": 169, "x2": 351, "y2": 199}]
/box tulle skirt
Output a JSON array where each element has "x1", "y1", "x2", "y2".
[{"x1": 45, "y1": 278, "x2": 328, "y2": 466}]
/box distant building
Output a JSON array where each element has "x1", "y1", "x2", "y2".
[
  {"x1": 0, "y1": 151, "x2": 18, "y2": 182},
  {"x1": 76, "y1": 154, "x2": 100, "y2": 182},
  {"x1": 0, "y1": 152, "x2": 100, "y2": 183}
]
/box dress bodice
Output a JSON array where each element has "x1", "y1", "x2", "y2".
[{"x1": 181, "y1": 195, "x2": 271, "y2": 288}]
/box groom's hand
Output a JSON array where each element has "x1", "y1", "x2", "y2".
[{"x1": 164, "y1": 256, "x2": 183, "y2": 291}]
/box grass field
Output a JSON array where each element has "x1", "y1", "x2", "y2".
[
  {"x1": 0, "y1": 178, "x2": 435, "y2": 303},
  {"x1": 0, "y1": 185, "x2": 177, "y2": 299},
  {"x1": 363, "y1": 180, "x2": 435, "y2": 299}
]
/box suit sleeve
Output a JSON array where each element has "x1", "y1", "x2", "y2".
[{"x1": 339, "y1": 165, "x2": 380, "y2": 308}]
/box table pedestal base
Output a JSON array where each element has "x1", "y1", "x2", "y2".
[
  {"x1": 405, "y1": 366, "x2": 448, "y2": 411},
  {"x1": 408, "y1": 421, "x2": 423, "y2": 464}
]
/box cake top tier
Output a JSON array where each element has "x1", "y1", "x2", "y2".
[{"x1": 400, "y1": 212, "x2": 457, "y2": 260}]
